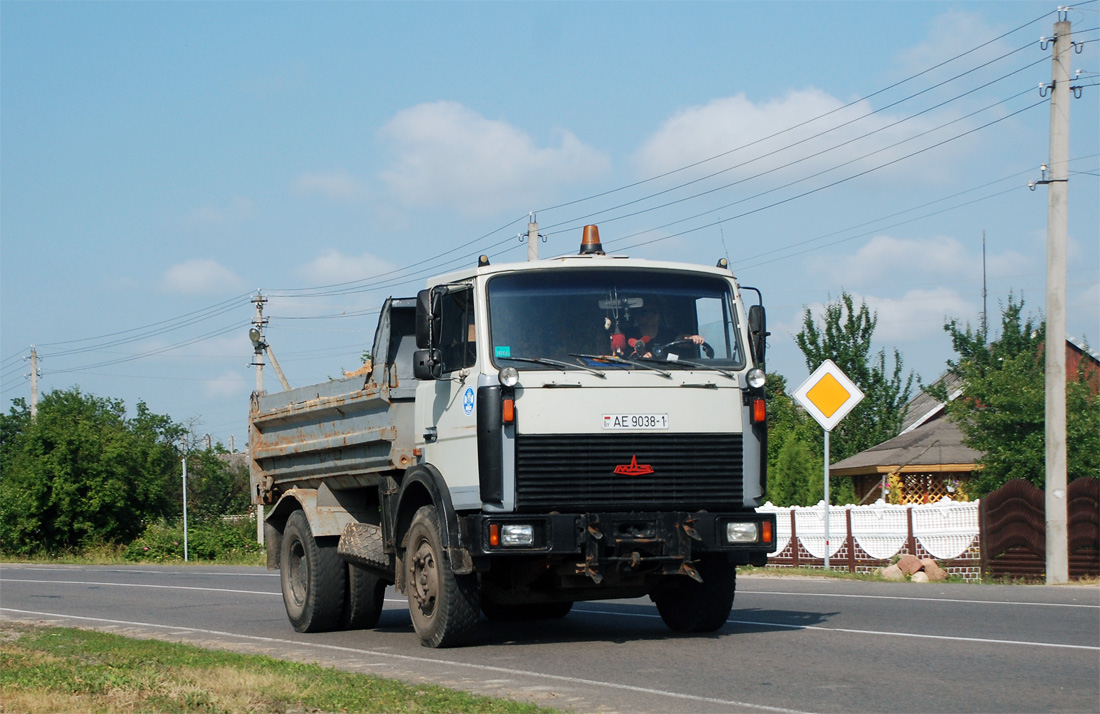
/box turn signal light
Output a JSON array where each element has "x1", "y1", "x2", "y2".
[
  {"x1": 502, "y1": 398, "x2": 515, "y2": 424},
  {"x1": 762, "y1": 519, "x2": 773, "y2": 545},
  {"x1": 752, "y1": 398, "x2": 766, "y2": 423},
  {"x1": 489, "y1": 524, "x2": 500, "y2": 547}
]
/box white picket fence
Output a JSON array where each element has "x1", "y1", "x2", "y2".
[{"x1": 757, "y1": 498, "x2": 982, "y2": 579}]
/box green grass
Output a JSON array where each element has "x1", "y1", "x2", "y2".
[{"x1": 0, "y1": 623, "x2": 557, "y2": 714}]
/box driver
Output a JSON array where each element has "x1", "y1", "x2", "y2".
[{"x1": 628, "y1": 306, "x2": 704, "y2": 358}]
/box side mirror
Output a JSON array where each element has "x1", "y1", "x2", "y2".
[
  {"x1": 413, "y1": 348, "x2": 443, "y2": 380},
  {"x1": 748, "y1": 304, "x2": 768, "y2": 364},
  {"x1": 415, "y1": 288, "x2": 438, "y2": 349}
]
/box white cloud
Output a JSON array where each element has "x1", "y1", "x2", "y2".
[
  {"x1": 203, "y1": 369, "x2": 249, "y2": 399},
  {"x1": 633, "y1": 88, "x2": 956, "y2": 187},
  {"x1": 300, "y1": 250, "x2": 396, "y2": 285},
  {"x1": 377, "y1": 101, "x2": 610, "y2": 216},
  {"x1": 161, "y1": 259, "x2": 245, "y2": 296},
  {"x1": 893, "y1": 12, "x2": 1011, "y2": 80},
  {"x1": 865, "y1": 288, "x2": 976, "y2": 342},
  {"x1": 186, "y1": 195, "x2": 255, "y2": 226},
  {"x1": 294, "y1": 170, "x2": 371, "y2": 203},
  {"x1": 811, "y1": 234, "x2": 1030, "y2": 287}
]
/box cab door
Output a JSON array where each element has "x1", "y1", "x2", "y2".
[{"x1": 415, "y1": 285, "x2": 481, "y2": 506}]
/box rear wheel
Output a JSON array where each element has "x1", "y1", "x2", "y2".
[
  {"x1": 280, "y1": 510, "x2": 346, "y2": 632},
  {"x1": 651, "y1": 556, "x2": 736, "y2": 633},
  {"x1": 341, "y1": 563, "x2": 387, "y2": 630},
  {"x1": 404, "y1": 505, "x2": 480, "y2": 648}
]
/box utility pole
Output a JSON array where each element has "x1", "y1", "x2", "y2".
[
  {"x1": 1040, "y1": 15, "x2": 1074, "y2": 585},
  {"x1": 251, "y1": 293, "x2": 267, "y2": 394},
  {"x1": 249, "y1": 292, "x2": 291, "y2": 392},
  {"x1": 981, "y1": 231, "x2": 988, "y2": 340},
  {"x1": 29, "y1": 346, "x2": 39, "y2": 420},
  {"x1": 527, "y1": 214, "x2": 539, "y2": 262},
  {"x1": 180, "y1": 434, "x2": 190, "y2": 563}
]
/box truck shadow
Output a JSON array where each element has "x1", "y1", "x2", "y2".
[{"x1": 371, "y1": 602, "x2": 836, "y2": 647}]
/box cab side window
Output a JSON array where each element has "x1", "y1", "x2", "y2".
[{"x1": 438, "y1": 287, "x2": 476, "y2": 373}]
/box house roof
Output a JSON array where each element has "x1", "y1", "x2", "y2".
[
  {"x1": 830, "y1": 337, "x2": 1095, "y2": 478},
  {"x1": 898, "y1": 372, "x2": 963, "y2": 435},
  {"x1": 830, "y1": 410, "x2": 982, "y2": 476}
]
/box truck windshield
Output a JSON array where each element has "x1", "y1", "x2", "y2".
[{"x1": 487, "y1": 268, "x2": 746, "y2": 370}]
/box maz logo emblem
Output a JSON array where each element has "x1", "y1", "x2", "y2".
[{"x1": 614, "y1": 455, "x2": 655, "y2": 476}]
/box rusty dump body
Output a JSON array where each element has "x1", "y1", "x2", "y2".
[{"x1": 250, "y1": 297, "x2": 419, "y2": 510}]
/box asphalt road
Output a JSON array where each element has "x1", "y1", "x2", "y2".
[{"x1": 1, "y1": 564, "x2": 1097, "y2": 714}]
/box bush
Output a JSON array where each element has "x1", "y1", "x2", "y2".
[{"x1": 124, "y1": 517, "x2": 261, "y2": 564}]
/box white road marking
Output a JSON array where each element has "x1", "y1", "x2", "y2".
[
  {"x1": 5, "y1": 577, "x2": 1096, "y2": 652},
  {"x1": 738, "y1": 589, "x2": 1100, "y2": 608},
  {"x1": 569, "y1": 607, "x2": 1100, "y2": 651},
  {"x1": 0, "y1": 608, "x2": 808, "y2": 714},
  {"x1": 2, "y1": 578, "x2": 280, "y2": 597}
]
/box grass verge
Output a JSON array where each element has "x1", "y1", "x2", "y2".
[{"x1": 0, "y1": 622, "x2": 556, "y2": 714}]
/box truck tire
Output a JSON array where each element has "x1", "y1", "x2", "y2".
[
  {"x1": 482, "y1": 597, "x2": 573, "y2": 621},
  {"x1": 651, "y1": 556, "x2": 736, "y2": 633},
  {"x1": 280, "y1": 510, "x2": 347, "y2": 633},
  {"x1": 341, "y1": 563, "x2": 387, "y2": 630},
  {"x1": 404, "y1": 505, "x2": 480, "y2": 648}
]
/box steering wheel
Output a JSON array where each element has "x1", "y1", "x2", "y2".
[{"x1": 652, "y1": 339, "x2": 715, "y2": 360}]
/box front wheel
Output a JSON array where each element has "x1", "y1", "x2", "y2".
[
  {"x1": 404, "y1": 505, "x2": 480, "y2": 648},
  {"x1": 280, "y1": 510, "x2": 347, "y2": 632},
  {"x1": 650, "y1": 556, "x2": 735, "y2": 633}
]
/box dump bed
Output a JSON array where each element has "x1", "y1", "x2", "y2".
[{"x1": 250, "y1": 298, "x2": 419, "y2": 502}]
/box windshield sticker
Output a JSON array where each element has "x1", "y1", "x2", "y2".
[
  {"x1": 494, "y1": 345, "x2": 511, "y2": 358},
  {"x1": 463, "y1": 387, "x2": 475, "y2": 416}
]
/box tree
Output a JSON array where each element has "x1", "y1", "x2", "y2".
[
  {"x1": 184, "y1": 445, "x2": 251, "y2": 522},
  {"x1": 768, "y1": 438, "x2": 819, "y2": 507},
  {"x1": 795, "y1": 292, "x2": 915, "y2": 463},
  {"x1": 765, "y1": 373, "x2": 818, "y2": 505},
  {"x1": 932, "y1": 296, "x2": 1100, "y2": 497},
  {"x1": 0, "y1": 388, "x2": 183, "y2": 555}
]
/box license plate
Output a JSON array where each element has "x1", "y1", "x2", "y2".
[{"x1": 602, "y1": 413, "x2": 669, "y2": 430}]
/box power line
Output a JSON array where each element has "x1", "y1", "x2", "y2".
[
  {"x1": 34, "y1": 293, "x2": 251, "y2": 350},
  {"x1": 556, "y1": 82, "x2": 1043, "y2": 243},
  {"x1": 47, "y1": 321, "x2": 248, "y2": 375},
  {"x1": 614, "y1": 98, "x2": 1049, "y2": 253},
  {"x1": 541, "y1": 44, "x2": 1046, "y2": 236},
  {"x1": 253, "y1": 7, "x2": 1065, "y2": 304},
  {"x1": 533, "y1": 6, "x2": 1057, "y2": 216}
]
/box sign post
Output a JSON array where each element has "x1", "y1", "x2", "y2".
[{"x1": 793, "y1": 360, "x2": 864, "y2": 570}]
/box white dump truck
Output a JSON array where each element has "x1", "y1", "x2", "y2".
[{"x1": 250, "y1": 225, "x2": 776, "y2": 648}]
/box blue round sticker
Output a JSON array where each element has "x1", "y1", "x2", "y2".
[{"x1": 463, "y1": 387, "x2": 475, "y2": 416}]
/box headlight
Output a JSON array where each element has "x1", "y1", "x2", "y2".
[
  {"x1": 726, "y1": 522, "x2": 759, "y2": 544},
  {"x1": 499, "y1": 366, "x2": 520, "y2": 387},
  {"x1": 746, "y1": 368, "x2": 766, "y2": 389},
  {"x1": 500, "y1": 524, "x2": 534, "y2": 546}
]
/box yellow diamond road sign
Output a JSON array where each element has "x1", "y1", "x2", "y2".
[{"x1": 793, "y1": 359, "x2": 864, "y2": 431}]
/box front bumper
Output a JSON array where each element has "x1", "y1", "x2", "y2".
[{"x1": 462, "y1": 511, "x2": 777, "y2": 578}]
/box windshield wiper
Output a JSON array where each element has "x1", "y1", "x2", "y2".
[
  {"x1": 569, "y1": 353, "x2": 672, "y2": 378},
  {"x1": 498, "y1": 356, "x2": 606, "y2": 378},
  {"x1": 639, "y1": 356, "x2": 737, "y2": 380}
]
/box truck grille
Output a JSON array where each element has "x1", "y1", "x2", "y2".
[{"x1": 514, "y1": 433, "x2": 743, "y2": 511}]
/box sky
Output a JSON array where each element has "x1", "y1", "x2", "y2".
[{"x1": 2, "y1": 0, "x2": 1097, "y2": 449}]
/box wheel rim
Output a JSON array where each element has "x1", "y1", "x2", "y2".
[
  {"x1": 409, "y1": 538, "x2": 438, "y2": 620},
  {"x1": 288, "y1": 538, "x2": 307, "y2": 607}
]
